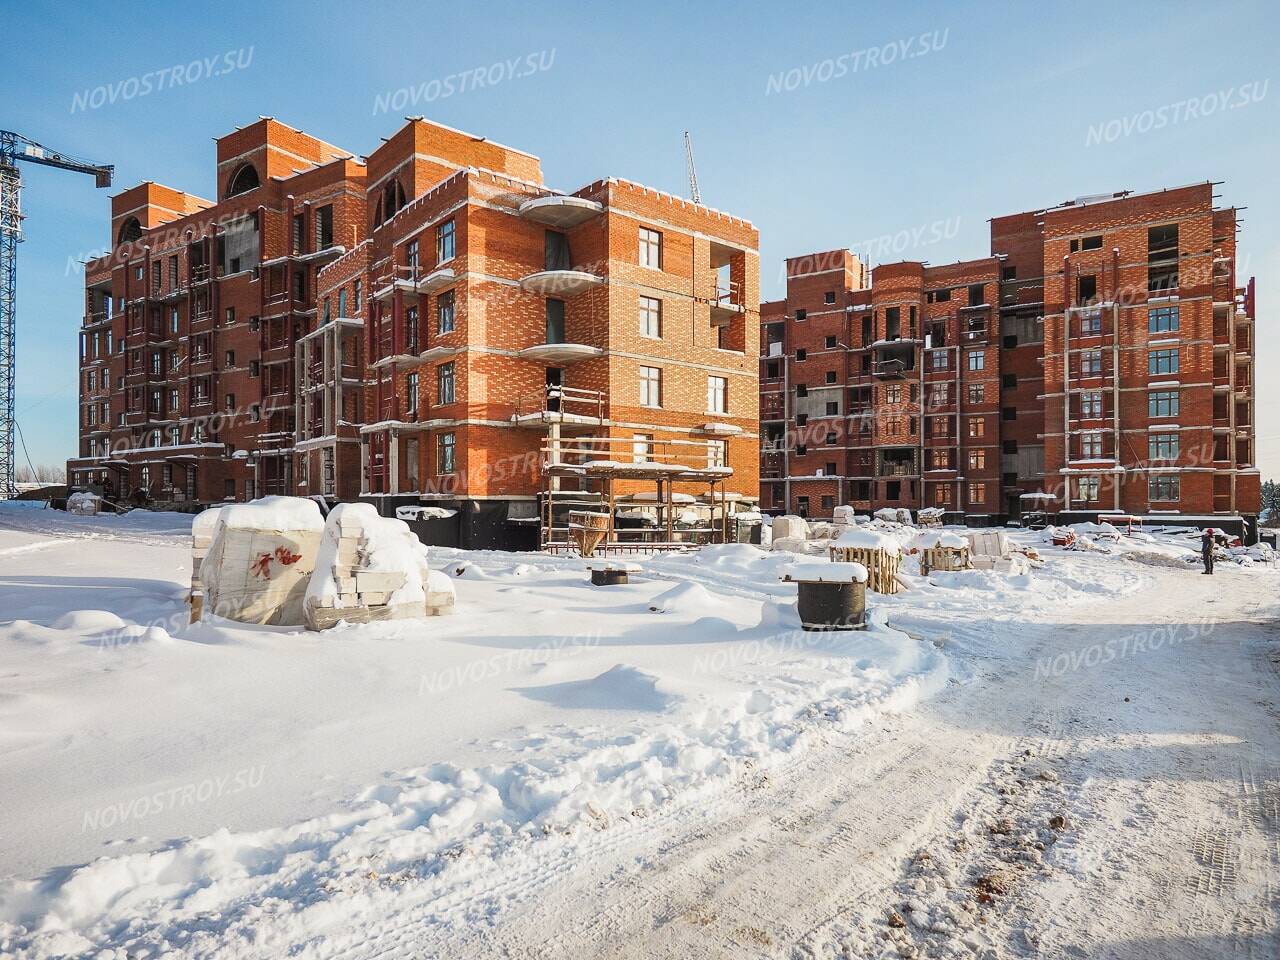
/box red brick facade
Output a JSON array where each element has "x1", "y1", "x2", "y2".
[
  {"x1": 71, "y1": 117, "x2": 759, "y2": 523},
  {"x1": 762, "y1": 185, "x2": 1260, "y2": 526}
]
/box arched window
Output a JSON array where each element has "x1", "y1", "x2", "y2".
[
  {"x1": 116, "y1": 217, "x2": 142, "y2": 245},
  {"x1": 226, "y1": 163, "x2": 261, "y2": 197}
]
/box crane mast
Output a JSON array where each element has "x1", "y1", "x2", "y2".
[
  {"x1": 0, "y1": 131, "x2": 112, "y2": 498},
  {"x1": 683, "y1": 130, "x2": 701, "y2": 205}
]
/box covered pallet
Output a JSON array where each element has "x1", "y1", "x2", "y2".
[
  {"x1": 829, "y1": 527, "x2": 902, "y2": 594},
  {"x1": 199, "y1": 498, "x2": 325, "y2": 625},
  {"x1": 914, "y1": 530, "x2": 970, "y2": 573},
  {"x1": 304, "y1": 503, "x2": 453, "y2": 630}
]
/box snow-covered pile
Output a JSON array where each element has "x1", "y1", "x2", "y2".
[
  {"x1": 200, "y1": 496, "x2": 325, "y2": 625},
  {"x1": 914, "y1": 530, "x2": 968, "y2": 550},
  {"x1": 305, "y1": 502, "x2": 451, "y2": 628},
  {"x1": 832, "y1": 526, "x2": 903, "y2": 554}
]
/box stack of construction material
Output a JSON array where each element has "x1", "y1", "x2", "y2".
[
  {"x1": 832, "y1": 505, "x2": 857, "y2": 526},
  {"x1": 67, "y1": 491, "x2": 102, "y2": 516},
  {"x1": 914, "y1": 530, "x2": 971, "y2": 573},
  {"x1": 188, "y1": 506, "x2": 224, "y2": 622},
  {"x1": 199, "y1": 498, "x2": 325, "y2": 625},
  {"x1": 304, "y1": 503, "x2": 453, "y2": 629},
  {"x1": 829, "y1": 526, "x2": 903, "y2": 594}
]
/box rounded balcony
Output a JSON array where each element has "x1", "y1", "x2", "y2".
[
  {"x1": 520, "y1": 270, "x2": 605, "y2": 297},
  {"x1": 518, "y1": 195, "x2": 604, "y2": 229}
]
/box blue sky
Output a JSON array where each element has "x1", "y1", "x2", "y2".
[{"x1": 3, "y1": 0, "x2": 1277, "y2": 477}]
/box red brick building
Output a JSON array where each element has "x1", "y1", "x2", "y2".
[
  {"x1": 761, "y1": 184, "x2": 1260, "y2": 535},
  {"x1": 71, "y1": 117, "x2": 759, "y2": 546}
]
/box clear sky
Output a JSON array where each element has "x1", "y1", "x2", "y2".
[{"x1": 2, "y1": 0, "x2": 1276, "y2": 478}]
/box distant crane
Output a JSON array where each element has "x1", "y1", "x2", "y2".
[
  {"x1": 0, "y1": 131, "x2": 113, "y2": 498},
  {"x1": 683, "y1": 130, "x2": 701, "y2": 205}
]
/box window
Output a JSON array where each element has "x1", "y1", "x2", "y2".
[
  {"x1": 322, "y1": 297, "x2": 332, "y2": 325},
  {"x1": 542, "y1": 299, "x2": 566, "y2": 344},
  {"x1": 1002, "y1": 407, "x2": 1016, "y2": 421},
  {"x1": 1076, "y1": 274, "x2": 1097, "y2": 305},
  {"x1": 338, "y1": 288, "x2": 347, "y2": 318},
  {"x1": 825, "y1": 401, "x2": 839, "y2": 416},
  {"x1": 930, "y1": 350, "x2": 949, "y2": 371},
  {"x1": 225, "y1": 307, "x2": 236, "y2": 326},
  {"x1": 795, "y1": 348, "x2": 807, "y2": 362},
  {"x1": 438, "y1": 290, "x2": 455, "y2": 334},
  {"x1": 292, "y1": 213, "x2": 304, "y2": 255},
  {"x1": 1078, "y1": 476, "x2": 1101, "y2": 502},
  {"x1": 968, "y1": 482, "x2": 986, "y2": 504},
  {"x1": 969, "y1": 450, "x2": 986, "y2": 470},
  {"x1": 796, "y1": 383, "x2": 808, "y2": 398},
  {"x1": 632, "y1": 433, "x2": 653, "y2": 464},
  {"x1": 406, "y1": 372, "x2": 419, "y2": 412},
  {"x1": 707, "y1": 376, "x2": 728, "y2": 414},
  {"x1": 796, "y1": 496, "x2": 809, "y2": 517},
  {"x1": 249, "y1": 360, "x2": 260, "y2": 378},
  {"x1": 929, "y1": 448, "x2": 952, "y2": 469},
  {"x1": 437, "y1": 432, "x2": 456, "y2": 474},
  {"x1": 1080, "y1": 390, "x2": 1103, "y2": 418},
  {"x1": 1149, "y1": 348, "x2": 1179, "y2": 375},
  {"x1": 934, "y1": 485, "x2": 951, "y2": 506},
  {"x1": 708, "y1": 439, "x2": 727, "y2": 469},
  {"x1": 1079, "y1": 309, "x2": 1102, "y2": 335},
  {"x1": 436, "y1": 219, "x2": 456, "y2": 262},
  {"x1": 315, "y1": 205, "x2": 334, "y2": 250},
  {"x1": 170, "y1": 307, "x2": 180, "y2": 333},
  {"x1": 1001, "y1": 266, "x2": 1017, "y2": 281},
  {"x1": 967, "y1": 351, "x2": 985, "y2": 371},
  {"x1": 1149, "y1": 305, "x2": 1180, "y2": 333},
  {"x1": 1002, "y1": 373, "x2": 1017, "y2": 389},
  {"x1": 1149, "y1": 432, "x2": 1179, "y2": 460},
  {"x1": 353, "y1": 279, "x2": 362, "y2": 313},
  {"x1": 967, "y1": 383, "x2": 985, "y2": 404},
  {"x1": 929, "y1": 287, "x2": 952, "y2": 303},
  {"x1": 1072, "y1": 234, "x2": 1103, "y2": 252},
  {"x1": 820, "y1": 494, "x2": 835, "y2": 511},
  {"x1": 225, "y1": 393, "x2": 235, "y2": 410},
  {"x1": 1148, "y1": 474, "x2": 1180, "y2": 501},
  {"x1": 795, "y1": 308, "x2": 807, "y2": 321},
  {"x1": 224, "y1": 350, "x2": 235, "y2": 369},
  {"x1": 1149, "y1": 390, "x2": 1179, "y2": 418},
  {"x1": 405, "y1": 238, "x2": 420, "y2": 275},
  {"x1": 169, "y1": 388, "x2": 179, "y2": 410},
  {"x1": 1080, "y1": 349, "x2": 1103, "y2": 376},
  {"x1": 1080, "y1": 433, "x2": 1103, "y2": 459},
  {"x1": 249, "y1": 404, "x2": 261, "y2": 423},
  {"x1": 928, "y1": 383, "x2": 950, "y2": 408},
  {"x1": 766, "y1": 360, "x2": 780, "y2": 379},
  {"x1": 640, "y1": 365, "x2": 662, "y2": 407},
  {"x1": 825, "y1": 335, "x2": 837, "y2": 348},
  {"x1": 796, "y1": 444, "x2": 807, "y2": 457},
  {"x1": 968, "y1": 284, "x2": 985, "y2": 305},
  {"x1": 226, "y1": 163, "x2": 260, "y2": 197},
  {"x1": 968, "y1": 417, "x2": 985, "y2": 438},
  {"x1": 437, "y1": 362, "x2": 455, "y2": 404},
  {"x1": 639, "y1": 296, "x2": 661, "y2": 338},
  {"x1": 885, "y1": 384, "x2": 902, "y2": 404},
  {"x1": 638, "y1": 227, "x2": 662, "y2": 269},
  {"x1": 824, "y1": 291, "x2": 836, "y2": 305},
  {"x1": 1147, "y1": 224, "x2": 1179, "y2": 293}
]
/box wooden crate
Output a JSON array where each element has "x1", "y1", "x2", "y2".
[{"x1": 828, "y1": 545, "x2": 900, "y2": 594}]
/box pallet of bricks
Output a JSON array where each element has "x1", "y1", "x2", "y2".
[
  {"x1": 305, "y1": 503, "x2": 453, "y2": 629},
  {"x1": 188, "y1": 506, "x2": 223, "y2": 622}
]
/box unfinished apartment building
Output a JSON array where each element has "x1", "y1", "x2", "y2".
[
  {"x1": 70, "y1": 116, "x2": 760, "y2": 547},
  {"x1": 297, "y1": 118, "x2": 759, "y2": 547},
  {"x1": 761, "y1": 183, "x2": 1260, "y2": 537},
  {"x1": 69, "y1": 118, "x2": 365, "y2": 503}
]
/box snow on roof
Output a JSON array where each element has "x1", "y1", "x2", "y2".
[{"x1": 833, "y1": 527, "x2": 902, "y2": 554}]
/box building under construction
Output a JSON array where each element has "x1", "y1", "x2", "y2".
[
  {"x1": 69, "y1": 117, "x2": 761, "y2": 548},
  {"x1": 761, "y1": 183, "x2": 1260, "y2": 537}
]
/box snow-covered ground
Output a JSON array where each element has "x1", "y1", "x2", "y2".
[{"x1": 0, "y1": 501, "x2": 1276, "y2": 958}]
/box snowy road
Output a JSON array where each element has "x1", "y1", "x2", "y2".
[{"x1": 357, "y1": 564, "x2": 1280, "y2": 959}]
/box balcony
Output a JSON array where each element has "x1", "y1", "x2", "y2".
[
  {"x1": 415, "y1": 266, "x2": 456, "y2": 295},
  {"x1": 519, "y1": 269, "x2": 605, "y2": 297},
  {"x1": 518, "y1": 195, "x2": 604, "y2": 229},
  {"x1": 873, "y1": 358, "x2": 908, "y2": 379},
  {"x1": 710, "y1": 280, "x2": 744, "y2": 327},
  {"x1": 517, "y1": 342, "x2": 603, "y2": 365}
]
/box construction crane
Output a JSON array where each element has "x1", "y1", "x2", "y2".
[
  {"x1": 0, "y1": 131, "x2": 113, "y2": 498},
  {"x1": 683, "y1": 130, "x2": 701, "y2": 205}
]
